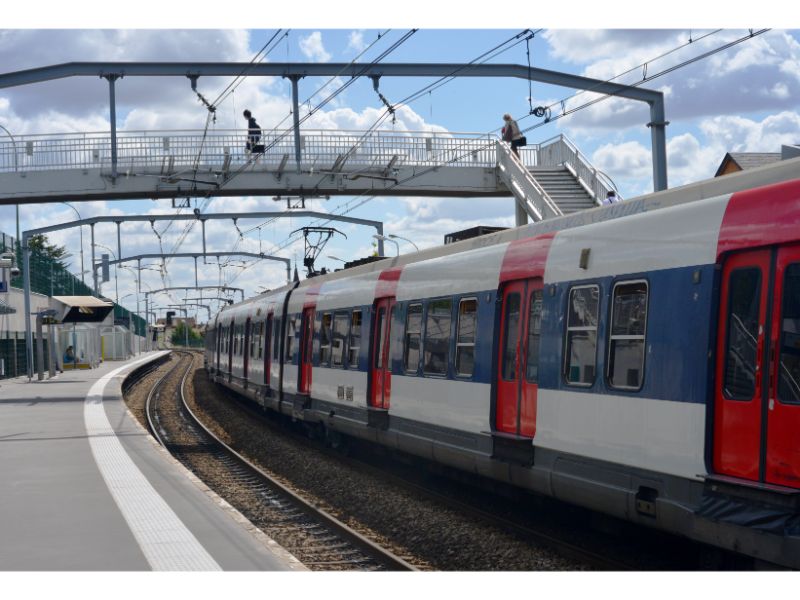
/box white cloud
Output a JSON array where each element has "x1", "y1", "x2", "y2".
[
  {"x1": 299, "y1": 31, "x2": 331, "y2": 63},
  {"x1": 347, "y1": 31, "x2": 366, "y2": 54}
]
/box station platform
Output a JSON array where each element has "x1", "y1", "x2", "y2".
[{"x1": 0, "y1": 351, "x2": 305, "y2": 571}]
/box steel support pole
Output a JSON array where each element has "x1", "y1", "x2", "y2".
[
  {"x1": 22, "y1": 235, "x2": 33, "y2": 379},
  {"x1": 91, "y1": 223, "x2": 97, "y2": 294},
  {"x1": 375, "y1": 223, "x2": 385, "y2": 259},
  {"x1": 648, "y1": 101, "x2": 669, "y2": 192},
  {"x1": 106, "y1": 75, "x2": 119, "y2": 180},
  {"x1": 290, "y1": 75, "x2": 302, "y2": 172},
  {"x1": 35, "y1": 313, "x2": 45, "y2": 381}
]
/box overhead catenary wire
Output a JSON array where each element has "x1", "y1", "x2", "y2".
[{"x1": 226, "y1": 28, "x2": 771, "y2": 278}]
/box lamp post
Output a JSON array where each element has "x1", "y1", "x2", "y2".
[
  {"x1": 388, "y1": 234, "x2": 419, "y2": 252},
  {"x1": 60, "y1": 202, "x2": 85, "y2": 287},
  {"x1": 372, "y1": 234, "x2": 399, "y2": 257}
]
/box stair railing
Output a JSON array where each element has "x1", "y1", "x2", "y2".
[
  {"x1": 496, "y1": 140, "x2": 562, "y2": 223},
  {"x1": 537, "y1": 135, "x2": 617, "y2": 205}
]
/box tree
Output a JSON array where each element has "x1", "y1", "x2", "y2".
[
  {"x1": 170, "y1": 321, "x2": 203, "y2": 346},
  {"x1": 28, "y1": 233, "x2": 70, "y2": 267}
]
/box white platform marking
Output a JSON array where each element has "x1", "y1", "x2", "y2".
[{"x1": 84, "y1": 356, "x2": 221, "y2": 571}]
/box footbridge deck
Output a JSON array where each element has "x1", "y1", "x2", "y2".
[{"x1": 0, "y1": 129, "x2": 608, "y2": 216}]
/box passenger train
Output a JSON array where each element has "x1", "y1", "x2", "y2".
[{"x1": 205, "y1": 159, "x2": 800, "y2": 568}]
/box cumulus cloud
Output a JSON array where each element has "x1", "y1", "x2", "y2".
[
  {"x1": 546, "y1": 30, "x2": 800, "y2": 133},
  {"x1": 347, "y1": 31, "x2": 366, "y2": 54},
  {"x1": 299, "y1": 31, "x2": 331, "y2": 63}
]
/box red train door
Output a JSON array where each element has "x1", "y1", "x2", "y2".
[
  {"x1": 216, "y1": 323, "x2": 222, "y2": 371},
  {"x1": 496, "y1": 278, "x2": 543, "y2": 437},
  {"x1": 766, "y1": 245, "x2": 800, "y2": 487},
  {"x1": 714, "y1": 250, "x2": 770, "y2": 481},
  {"x1": 370, "y1": 297, "x2": 395, "y2": 409},
  {"x1": 243, "y1": 317, "x2": 251, "y2": 382},
  {"x1": 299, "y1": 308, "x2": 314, "y2": 394},
  {"x1": 265, "y1": 313, "x2": 273, "y2": 390},
  {"x1": 227, "y1": 322, "x2": 234, "y2": 377}
]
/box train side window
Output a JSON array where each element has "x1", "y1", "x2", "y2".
[
  {"x1": 257, "y1": 322, "x2": 264, "y2": 359},
  {"x1": 348, "y1": 310, "x2": 362, "y2": 368},
  {"x1": 501, "y1": 293, "x2": 521, "y2": 380},
  {"x1": 331, "y1": 312, "x2": 349, "y2": 368},
  {"x1": 724, "y1": 268, "x2": 761, "y2": 400},
  {"x1": 423, "y1": 299, "x2": 452, "y2": 376},
  {"x1": 319, "y1": 312, "x2": 332, "y2": 366},
  {"x1": 778, "y1": 264, "x2": 800, "y2": 404},
  {"x1": 249, "y1": 322, "x2": 256, "y2": 358},
  {"x1": 404, "y1": 303, "x2": 423, "y2": 373},
  {"x1": 564, "y1": 284, "x2": 599, "y2": 386},
  {"x1": 456, "y1": 298, "x2": 477, "y2": 377},
  {"x1": 274, "y1": 318, "x2": 280, "y2": 360},
  {"x1": 374, "y1": 307, "x2": 387, "y2": 369},
  {"x1": 285, "y1": 316, "x2": 296, "y2": 361},
  {"x1": 526, "y1": 290, "x2": 543, "y2": 383},
  {"x1": 607, "y1": 281, "x2": 648, "y2": 390}
]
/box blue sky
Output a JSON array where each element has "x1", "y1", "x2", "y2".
[{"x1": 1, "y1": 2, "x2": 799, "y2": 321}]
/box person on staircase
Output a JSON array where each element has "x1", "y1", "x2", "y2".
[{"x1": 502, "y1": 113, "x2": 525, "y2": 157}]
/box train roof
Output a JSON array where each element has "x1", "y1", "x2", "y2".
[{"x1": 215, "y1": 155, "x2": 800, "y2": 316}]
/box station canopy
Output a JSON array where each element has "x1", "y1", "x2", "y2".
[{"x1": 51, "y1": 296, "x2": 114, "y2": 323}]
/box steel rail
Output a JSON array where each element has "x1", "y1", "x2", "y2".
[{"x1": 179, "y1": 364, "x2": 417, "y2": 572}]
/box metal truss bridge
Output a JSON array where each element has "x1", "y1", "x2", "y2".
[{"x1": 0, "y1": 129, "x2": 609, "y2": 222}]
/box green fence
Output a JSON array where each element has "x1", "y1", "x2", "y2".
[{"x1": 0, "y1": 235, "x2": 147, "y2": 379}]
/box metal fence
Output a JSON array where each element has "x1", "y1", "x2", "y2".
[{"x1": 0, "y1": 234, "x2": 147, "y2": 379}]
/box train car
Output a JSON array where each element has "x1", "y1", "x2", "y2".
[{"x1": 206, "y1": 158, "x2": 800, "y2": 569}]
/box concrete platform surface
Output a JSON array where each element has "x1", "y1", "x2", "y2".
[{"x1": 0, "y1": 351, "x2": 305, "y2": 571}]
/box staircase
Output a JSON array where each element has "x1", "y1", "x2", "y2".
[
  {"x1": 530, "y1": 166, "x2": 597, "y2": 214},
  {"x1": 497, "y1": 135, "x2": 613, "y2": 225}
]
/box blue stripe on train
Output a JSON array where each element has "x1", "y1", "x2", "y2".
[
  {"x1": 538, "y1": 264, "x2": 717, "y2": 404},
  {"x1": 295, "y1": 262, "x2": 717, "y2": 406}
]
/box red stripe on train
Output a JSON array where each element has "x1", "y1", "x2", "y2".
[
  {"x1": 499, "y1": 233, "x2": 556, "y2": 283},
  {"x1": 375, "y1": 266, "x2": 403, "y2": 299},
  {"x1": 717, "y1": 179, "x2": 800, "y2": 259}
]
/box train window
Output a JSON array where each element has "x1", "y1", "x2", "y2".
[
  {"x1": 778, "y1": 264, "x2": 800, "y2": 404},
  {"x1": 564, "y1": 285, "x2": 599, "y2": 386},
  {"x1": 274, "y1": 318, "x2": 280, "y2": 360},
  {"x1": 607, "y1": 281, "x2": 648, "y2": 390},
  {"x1": 374, "y1": 307, "x2": 387, "y2": 369},
  {"x1": 286, "y1": 316, "x2": 296, "y2": 361},
  {"x1": 319, "y1": 313, "x2": 332, "y2": 366},
  {"x1": 456, "y1": 298, "x2": 477, "y2": 377},
  {"x1": 724, "y1": 268, "x2": 761, "y2": 400},
  {"x1": 423, "y1": 299, "x2": 452, "y2": 376},
  {"x1": 405, "y1": 303, "x2": 423, "y2": 373},
  {"x1": 249, "y1": 322, "x2": 256, "y2": 358},
  {"x1": 526, "y1": 290, "x2": 543, "y2": 383},
  {"x1": 348, "y1": 310, "x2": 362, "y2": 368},
  {"x1": 257, "y1": 322, "x2": 264, "y2": 359},
  {"x1": 331, "y1": 312, "x2": 349, "y2": 367},
  {"x1": 501, "y1": 293, "x2": 521, "y2": 380}
]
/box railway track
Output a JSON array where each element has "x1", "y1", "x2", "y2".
[
  {"x1": 194, "y1": 371, "x2": 737, "y2": 571},
  {"x1": 143, "y1": 350, "x2": 416, "y2": 572}
]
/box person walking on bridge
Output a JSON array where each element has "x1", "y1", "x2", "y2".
[{"x1": 243, "y1": 109, "x2": 262, "y2": 155}]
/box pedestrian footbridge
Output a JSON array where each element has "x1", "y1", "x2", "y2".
[{"x1": 0, "y1": 129, "x2": 613, "y2": 224}]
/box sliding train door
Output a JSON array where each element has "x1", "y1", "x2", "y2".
[
  {"x1": 370, "y1": 296, "x2": 395, "y2": 409},
  {"x1": 714, "y1": 245, "x2": 800, "y2": 488},
  {"x1": 299, "y1": 307, "x2": 314, "y2": 394},
  {"x1": 496, "y1": 277, "x2": 543, "y2": 438}
]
